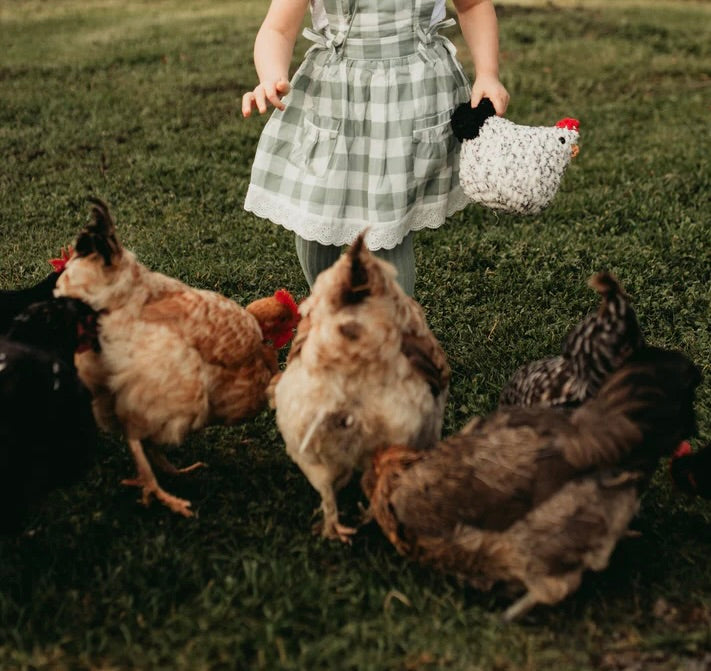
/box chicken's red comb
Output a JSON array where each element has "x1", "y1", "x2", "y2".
[
  {"x1": 274, "y1": 288, "x2": 300, "y2": 322},
  {"x1": 268, "y1": 289, "x2": 301, "y2": 349},
  {"x1": 673, "y1": 440, "x2": 693, "y2": 460},
  {"x1": 49, "y1": 246, "x2": 73, "y2": 273},
  {"x1": 556, "y1": 118, "x2": 580, "y2": 132}
]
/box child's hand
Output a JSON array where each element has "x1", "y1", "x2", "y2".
[
  {"x1": 470, "y1": 76, "x2": 510, "y2": 116},
  {"x1": 242, "y1": 79, "x2": 292, "y2": 117}
]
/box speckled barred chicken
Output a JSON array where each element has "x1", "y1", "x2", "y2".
[
  {"x1": 500, "y1": 272, "x2": 644, "y2": 407},
  {"x1": 364, "y1": 347, "x2": 701, "y2": 620}
]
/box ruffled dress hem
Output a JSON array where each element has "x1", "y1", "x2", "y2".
[{"x1": 245, "y1": 183, "x2": 470, "y2": 250}]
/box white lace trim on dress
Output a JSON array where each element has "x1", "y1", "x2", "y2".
[{"x1": 245, "y1": 184, "x2": 470, "y2": 250}]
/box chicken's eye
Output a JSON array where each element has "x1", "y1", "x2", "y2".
[
  {"x1": 339, "y1": 414, "x2": 354, "y2": 429},
  {"x1": 559, "y1": 137, "x2": 566, "y2": 144}
]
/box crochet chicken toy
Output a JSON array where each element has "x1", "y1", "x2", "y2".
[{"x1": 452, "y1": 99, "x2": 580, "y2": 215}]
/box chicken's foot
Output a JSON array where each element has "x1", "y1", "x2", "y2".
[
  {"x1": 313, "y1": 518, "x2": 358, "y2": 544},
  {"x1": 145, "y1": 445, "x2": 206, "y2": 477},
  {"x1": 122, "y1": 438, "x2": 194, "y2": 517},
  {"x1": 299, "y1": 461, "x2": 356, "y2": 543},
  {"x1": 503, "y1": 592, "x2": 539, "y2": 622},
  {"x1": 357, "y1": 501, "x2": 374, "y2": 527}
]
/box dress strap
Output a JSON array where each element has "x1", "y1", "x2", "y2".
[
  {"x1": 303, "y1": 0, "x2": 359, "y2": 61},
  {"x1": 415, "y1": 17, "x2": 457, "y2": 64}
]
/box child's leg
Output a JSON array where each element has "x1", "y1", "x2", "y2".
[
  {"x1": 294, "y1": 235, "x2": 342, "y2": 288},
  {"x1": 373, "y1": 232, "x2": 415, "y2": 296}
]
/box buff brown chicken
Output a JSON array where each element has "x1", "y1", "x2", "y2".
[
  {"x1": 364, "y1": 347, "x2": 700, "y2": 620},
  {"x1": 54, "y1": 198, "x2": 299, "y2": 516},
  {"x1": 271, "y1": 232, "x2": 450, "y2": 542}
]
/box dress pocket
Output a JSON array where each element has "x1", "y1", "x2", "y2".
[
  {"x1": 290, "y1": 112, "x2": 341, "y2": 178},
  {"x1": 412, "y1": 111, "x2": 455, "y2": 182}
]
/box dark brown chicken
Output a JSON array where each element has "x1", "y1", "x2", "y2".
[
  {"x1": 500, "y1": 272, "x2": 644, "y2": 407},
  {"x1": 364, "y1": 347, "x2": 700, "y2": 620}
]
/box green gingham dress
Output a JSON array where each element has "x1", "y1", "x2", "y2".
[{"x1": 244, "y1": 0, "x2": 471, "y2": 251}]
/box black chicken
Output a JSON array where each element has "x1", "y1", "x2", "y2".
[
  {"x1": 0, "y1": 297, "x2": 99, "y2": 532},
  {"x1": 0, "y1": 248, "x2": 71, "y2": 334},
  {"x1": 500, "y1": 272, "x2": 644, "y2": 407}
]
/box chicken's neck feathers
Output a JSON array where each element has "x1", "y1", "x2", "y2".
[{"x1": 59, "y1": 250, "x2": 187, "y2": 315}]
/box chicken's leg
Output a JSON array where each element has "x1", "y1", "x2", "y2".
[
  {"x1": 503, "y1": 592, "x2": 539, "y2": 622},
  {"x1": 145, "y1": 445, "x2": 206, "y2": 476},
  {"x1": 299, "y1": 460, "x2": 356, "y2": 543},
  {"x1": 121, "y1": 438, "x2": 194, "y2": 517}
]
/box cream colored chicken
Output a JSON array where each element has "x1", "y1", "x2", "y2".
[
  {"x1": 271, "y1": 233, "x2": 450, "y2": 542},
  {"x1": 55, "y1": 199, "x2": 299, "y2": 516}
]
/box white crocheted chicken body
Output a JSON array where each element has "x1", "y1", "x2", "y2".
[{"x1": 452, "y1": 100, "x2": 580, "y2": 215}]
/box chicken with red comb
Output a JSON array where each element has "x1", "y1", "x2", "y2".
[
  {"x1": 0, "y1": 246, "x2": 74, "y2": 334},
  {"x1": 55, "y1": 198, "x2": 299, "y2": 517}
]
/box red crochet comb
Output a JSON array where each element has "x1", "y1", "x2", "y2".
[
  {"x1": 556, "y1": 118, "x2": 580, "y2": 132},
  {"x1": 49, "y1": 246, "x2": 73, "y2": 273}
]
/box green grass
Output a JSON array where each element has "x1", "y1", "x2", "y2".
[{"x1": 1, "y1": 0, "x2": 710, "y2": 668}]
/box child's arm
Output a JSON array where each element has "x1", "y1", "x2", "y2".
[
  {"x1": 452, "y1": 0, "x2": 509, "y2": 116},
  {"x1": 242, "y1": 0, "x2": 310, "y2": 117}
]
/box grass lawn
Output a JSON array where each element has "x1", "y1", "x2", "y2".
[{"x1": 1, "y1": 0, "x2": 710, "y2": 668}]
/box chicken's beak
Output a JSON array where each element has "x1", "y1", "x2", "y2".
[{"x1": 571, "y1": 144, "x2": 580, "y2": 159}]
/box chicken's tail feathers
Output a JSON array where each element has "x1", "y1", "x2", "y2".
[
  {"x1": 343, "y1": 230, "x2": 372, "y2": 305},
  {"x1": 75, "y1": 197, "x2": 122, "y2": 266},
  {"x1": 588, "y1": 270, "x2": 645, "y2": 350},
  {"x1": 569, "y1": 346, "x2": 701, "y2": 469},
  {"x1": 588, "y1": 271, "x2": 626, "y2": 300}
]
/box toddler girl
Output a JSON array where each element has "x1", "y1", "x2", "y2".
[{"x1": 243, "y1": 0, "x2": 509, "y2": 295}]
